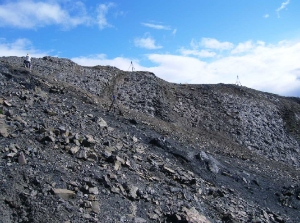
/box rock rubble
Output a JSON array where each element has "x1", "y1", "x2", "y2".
[{"x1": 0, "y1": 56, "x2": 299, "y2": 222}]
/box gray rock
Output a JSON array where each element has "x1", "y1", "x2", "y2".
[
  {"x1": 181, "y1": 207, "x2": 211, "y2": 223},
  {"x1": 196, "y1": 151, "x2": 220, "y2": 174},
  {"x1": 96, "y1": 117, "x2": 107, "y2": 127},
  {"x1": 18, "y1": 152, "x2": 27, "y2": 165},
  {"x1": 91, "y1": 201, "x2": 100, "y2": 214},
  {"x1": 76, "y1": 147, "x2": 88, "y2": 159},
  {"x1": 0, "y1": 117, "x2": 9, "y2": 137},
  {"x1": 134, "y1": 217, "x2": 147, "y2": 223},
  {"x1": 123, "y1": 183, "x2": 139, "y2": 200},
  {"x1": 51, "y1": 188, "x2": 75, "y2": 199},
  {"x1": 70, "y1": 146, "x2": 80, "y2": 154},
  {"x1": 89, "y1": 187, "x2": 99, "y2": 195}
]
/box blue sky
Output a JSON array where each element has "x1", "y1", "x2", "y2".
[{"x1": 1, "y1": 0, "x2": 300, "y2": 97}]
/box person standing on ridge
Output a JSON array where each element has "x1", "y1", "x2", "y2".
[{"x1": 24, "y1": 53, "x2": 31, "y2": 70}]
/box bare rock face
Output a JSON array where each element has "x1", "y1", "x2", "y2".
[{"x1": 0, "y1": 56, "x2": 299, "y2": 223}]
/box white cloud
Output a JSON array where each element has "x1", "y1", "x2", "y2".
[
  {"x1": 231, "y1": 41, "x2": 254, "y2": 54},
  {"x1": 72, "y1": 54, "x2": 136, "y2": 70},
  {"x1": 264, "y1": 14, "x2": 270, "y2": 18},
  {"x1": 96, "y1": 3, "x2": 115, "y2": 29},
  {"x1": 276, "y1": 0, "x2": 290, "y2": 18},
  {"x1": 179, "y1": 48, "x2": 216, "y2": 58},
  {"x1": 134, "y1": 35, "x2": 162, "y2": 50},
  {"x1": 141, "y1": 22, "x2": 171, "y2": 30},
  {"x1": 191, "y1": 38, "x2": 234, "y2": 51},
  {"x1": 0, "y1": 1, "x2": 90, "y2": 29},
  {"x1": 0, "y1": 1, "x2": 117, "y2": 30},
  {"x1": 0, "y1": 38, "x2": 47, "y2": 57},
  {"x1": 146, "y1": 54, "x2": 208, "y2": 83},
  {"x1": 181, "y1": 37, "x2": 234, "y2": 58},
  {"x1": 72, "y1": 54, "x2": 147, "y2": 73}
]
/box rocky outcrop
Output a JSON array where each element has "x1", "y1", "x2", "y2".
[{"x1": 0, "y1": 56, "x2": 299, "y2": 222}]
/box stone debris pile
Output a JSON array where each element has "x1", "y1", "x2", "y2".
[{"x1": 0, "y1": 56, "x2": 299, "y2": 222}]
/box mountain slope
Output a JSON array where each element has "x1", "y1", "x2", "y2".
[{"x1": 0, "y1": 56, "x2": 299, "y2": 223}]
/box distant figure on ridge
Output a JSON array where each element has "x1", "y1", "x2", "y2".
[{"x1": 24, "y1": 53, "x2": 31, "y2": 70}]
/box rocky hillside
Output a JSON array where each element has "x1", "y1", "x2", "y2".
[{"x1": 0, "y1": 56, "x2": 299, "y2": 223}]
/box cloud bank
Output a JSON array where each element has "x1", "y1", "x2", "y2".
[
  {"x1": 0, "y1": 1, "x2": 115, "y2": 29},
  {"x1": 0, "y1": 38, "x2": 47, "y2": 57},
  {"x1": 134, "y1": 34, "x2": 163, "y2": 50}
]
